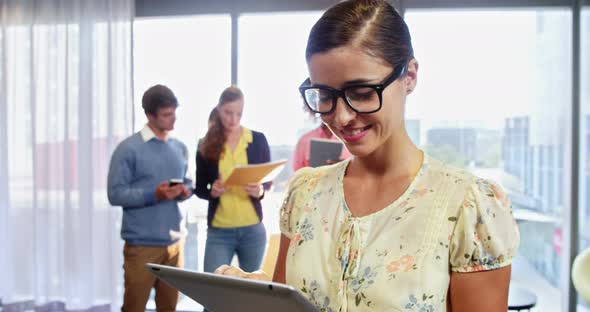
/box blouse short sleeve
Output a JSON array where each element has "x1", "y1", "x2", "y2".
[
  {"x1": 279, "y1": 167, "x2": 316, "y2": 239},
  {"x1": 450, "y1": 178, "x2": 520, "y2": 272}
]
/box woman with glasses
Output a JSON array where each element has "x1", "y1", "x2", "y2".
[
  {"x1": 216, "y1": 1, "x2": 519, "y2": 311},
  {"x1": 195, "y1": 86, "x2": 271, "y2": 277}
]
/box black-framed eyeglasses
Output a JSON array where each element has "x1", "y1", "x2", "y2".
[{"x1": 298, "y1": 63, "x2": 408, "y2": 115}]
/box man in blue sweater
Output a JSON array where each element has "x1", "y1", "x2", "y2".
[{"x1": 108, "y1": 85, "x2": 192, "y2": 312}]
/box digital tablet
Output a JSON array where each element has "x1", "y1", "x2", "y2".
[
  {"x1": 309, "y1": 138, "x2": 343, "y2": 167},
  {"x1": 146, "y1": 263, "x2": 317, "y2": 312}
]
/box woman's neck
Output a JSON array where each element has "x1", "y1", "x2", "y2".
[{"x1": 225, "y1": 126, "x2": 242, "y2": 141}]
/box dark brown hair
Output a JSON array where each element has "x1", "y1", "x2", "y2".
[
  {"x1": 207, "y1": 107, "x2": 220, "y2": 128},
  {"x1": 142, "y1": 84, "x2": 178, "y2": 116},
  {"x1": 306, "y1": 0, "x2": 413, "y2": 69},
  {"x1": 199, "y1": 86, "x2": 244, "y2": 162}
]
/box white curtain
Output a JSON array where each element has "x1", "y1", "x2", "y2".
[{"x1": 0, "y1": 0, "x2": 134, "y2": 311}]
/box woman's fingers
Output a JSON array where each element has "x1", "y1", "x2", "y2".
[
  {"x1": 243, "y1": 184, "x2": 262, "y2": 197},
  {"x1": 213, "y1": 264, "x2": 231, "y2": 274},
  {"x1": 214, "y1": 265, "x2": 247, "y2": 278},
  {"x1": 248, "y1": 270, "x2": 271, "y2": 281},
  {"x1": 213, "y1": 266, "x2": 270, "y2": 281}
]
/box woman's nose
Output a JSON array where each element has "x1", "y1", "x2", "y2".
[{"x1": 331, "y1": 97, "x2": 357, "y2": 127}]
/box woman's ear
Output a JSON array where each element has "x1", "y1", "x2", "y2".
[{"x1": 404, "y1": 59, "x2": 419, "y2": 94}]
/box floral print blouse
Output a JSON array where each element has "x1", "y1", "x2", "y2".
[{"x1": 279, "y1": 154, "x2": 520, "y2": 312}]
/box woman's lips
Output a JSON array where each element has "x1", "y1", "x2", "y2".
[{"x1": 340, "y1": 126, "x2": 371, "y2": 143}]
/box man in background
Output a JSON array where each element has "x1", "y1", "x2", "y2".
[{"x1": 108, "y1": 85, "x2": 192, "y2": 312}]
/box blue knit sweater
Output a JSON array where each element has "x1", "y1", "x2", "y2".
[{"x1": 107, "y1": 132, "x2": 191, "y2": 246}]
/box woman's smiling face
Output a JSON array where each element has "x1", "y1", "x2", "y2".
[{"x1": 307, "y1": 45, "x2": 417, "y2": 158}]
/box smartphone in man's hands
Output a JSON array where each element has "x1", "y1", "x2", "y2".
[{"x1": 168, "y1": 178, "x2": 184, "y2": 187}]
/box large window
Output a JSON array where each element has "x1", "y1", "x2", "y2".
[
  {"x1": 579, "y1": 6, "x2": 590, "y2": 311},
  {"x1": 133, "y1": 15, "x2": 231, "y2": 311},
  {"x1": 405, "y1": 9, "x2": 571, "y2": 312},
  {"x1": 134, "y1": 15, "x2": 231, "y2": 151},
  {"x1": 129, "y1": 4, "x2": 587, "y2": 312},
  {"x1": 237, "y1": 12, "x2": 322, "y2": 235}
]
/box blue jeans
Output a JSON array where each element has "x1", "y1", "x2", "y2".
[{"x1": 203, "y1": 223, "x2": 267, "y2": 273}]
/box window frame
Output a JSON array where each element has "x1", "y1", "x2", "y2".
[{"x1": 132, "y1": 1, "x2": 586, "y2": 311}]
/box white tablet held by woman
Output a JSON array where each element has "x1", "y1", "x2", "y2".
[{"x1": 146, "y1": 263, "x2": 317, "y2": 312}]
